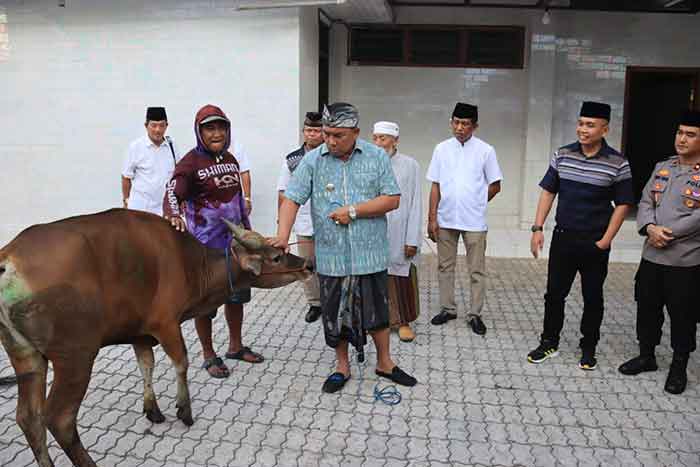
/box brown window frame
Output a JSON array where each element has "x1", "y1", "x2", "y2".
[{"x1": 347, "y1": 24, "x2": 526, "y2": 69}]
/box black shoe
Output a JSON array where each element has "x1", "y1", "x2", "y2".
[
  {"x1": 375, "y1": 366, "x2": 417, "y2": 387},
  {"x1": 468, "y1": 315, "x2": 487, "y2": 335},
  {"x1": 618, "y1": 355, "x2": 658, "y2": 375},
  {"x1": 305, "y1": 305, "x2": 322, "y2": 323},
  {"x1": 322, "y1": 372, "x2": 350, "y2": 393},
  {"x1": 527, "y1": 340, "x2": 559, "y2": 364},
  {"x1": 431, "y1": 310, "x2": 457, "y2": 326},
  {"x1": 578, "y1": 348, "x2": 597, "y2": 371},
  {"x1": 664, "y1": 354, "x2": 689, "y2": 395}
]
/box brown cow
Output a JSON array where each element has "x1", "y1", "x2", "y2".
[{"x1": 0, "y1": 208, "x2": 312, "y2": 467}]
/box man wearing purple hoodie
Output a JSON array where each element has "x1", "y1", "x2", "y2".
[{"x1": 163, "y1": 104, "x2": 263, "y2": 378}]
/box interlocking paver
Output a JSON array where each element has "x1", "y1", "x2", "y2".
[{"x1": 1, "y1": 256, "x2": 699, "y2": 466}]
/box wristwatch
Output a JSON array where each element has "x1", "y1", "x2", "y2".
[
  {"x1": 531, "y1": 225, "x2": 543, "y2": 232},
  {"x1": 349, "y1": 205, "x2": 357, "y2": 221}
]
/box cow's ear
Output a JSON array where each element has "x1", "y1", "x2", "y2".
[{"x1": 239, "y1": 255, "x2": 262, "y2": 276}]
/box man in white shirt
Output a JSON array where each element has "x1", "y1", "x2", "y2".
[
  {"x1": 277, "y1": 112, "x2": 324, "y2": 322},
  {"x1": 372, "y1": 121, "x2": 422, "y2": 342},
  {"x1": 122, "y1": 107, "x2": 181, "y2": 216},
  {"x1": 426, "y1": 103, "x2": 503, "y2": 335},
  {"x1": 232, "y1": 138, "x2": 253, "y2": 215}
]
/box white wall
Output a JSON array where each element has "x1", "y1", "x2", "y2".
[{"x1": 0, "y1": 0, "x2": 309, "y2": 243}]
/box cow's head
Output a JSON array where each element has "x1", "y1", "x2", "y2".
[{"x1": 223, "y1": 220, "x2": 313, "y2": 289}]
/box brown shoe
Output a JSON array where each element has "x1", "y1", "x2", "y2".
[{"x1": 398, "y1": 325, "x2": 415, "y2": 342}]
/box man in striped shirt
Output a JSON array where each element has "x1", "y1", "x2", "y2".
[{"x1": 527, "y1": 101, "x2": 634, "y2": 370}]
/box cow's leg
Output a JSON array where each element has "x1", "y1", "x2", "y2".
[
  {"x1": 44, "y1": 355, "x2": 98, "y2": 467},
  {"x1": 10, "y1": 350, "x2": 54, "y2": 467},
  {"x1": 132, "y1": 339, "x2": 165, "y2": 423},
  {"x1": 157, "y1": 327, "x2": 193, "y2": 426}
]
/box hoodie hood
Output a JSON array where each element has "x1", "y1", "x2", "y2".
[{"x1": 194, "y1": 104, "x2": 231, "y2": 156}]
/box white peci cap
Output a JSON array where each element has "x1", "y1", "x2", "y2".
[{"x1": 372, "y1": 121, "x2": 399, "y2": 137}]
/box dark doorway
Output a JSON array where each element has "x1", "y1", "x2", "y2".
[
  {"x1": 622, "y1": 67, "x2": 699, "y2": 202},
  {"x1": 318, "y1": 18, "x2": 330, "y2": 111}
]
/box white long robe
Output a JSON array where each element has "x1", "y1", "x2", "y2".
[{"x1": 387, "y1": 151, "x2": 422, "y2": 277}]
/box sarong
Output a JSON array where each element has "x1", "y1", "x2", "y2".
[
  {"x1": 318, "y1": 270, "x2": 390, "y2": 353},
  {"x1": 387, "y1": 264, "x2": 419, "y2": 328}
]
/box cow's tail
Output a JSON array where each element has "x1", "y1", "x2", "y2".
[{"x1": 0, "y1": 258, "x2": 37, "y2": 374}]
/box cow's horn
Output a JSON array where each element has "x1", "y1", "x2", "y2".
[{"x1": 222, "y1": 218, "x2": 261, "y2": 250}]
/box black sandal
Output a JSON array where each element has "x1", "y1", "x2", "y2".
[
  {"x1": 225, "y1": 346, "x2": 264, "y2": 364},
  {"x1": 202, "y1": 356, "x2": 230, "y2": 379}
]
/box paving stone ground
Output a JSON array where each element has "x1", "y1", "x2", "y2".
[{"x1": 1, "y1": 256, "x2": 699, "y2": 467}]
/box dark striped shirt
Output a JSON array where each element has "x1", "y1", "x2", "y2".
[{"x1": 539, "y1": 140, "x2": 634, "y2": 232}]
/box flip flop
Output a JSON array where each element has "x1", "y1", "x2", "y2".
[
  {"x1": 202, "y1": 356, "x2": 230, "y2": 379},
  {"x1": 0, "y1": 376, "x2": 17, "y2": 386},
  {"x1": 322, "y1": 372, "x2": 350, "y2": 393},
  {"x1": 225, "y1": 346, "x2": 264, "y2": 364}
]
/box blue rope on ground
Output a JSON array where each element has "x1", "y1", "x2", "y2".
[
  {"x1": 352, "y1": 348, "x2": 403, "y2": 406},
  {"x1": 373, "y1": 383, "x2": 402, "y2": 405}
]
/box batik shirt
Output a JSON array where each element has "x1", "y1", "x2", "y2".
[{"x1": 284, "y1": 139, "x2": 401, "y2": 277}]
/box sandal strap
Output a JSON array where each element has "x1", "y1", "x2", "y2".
[{"x1": 202, "y1": 356, "x2": 224, "y2": 369}]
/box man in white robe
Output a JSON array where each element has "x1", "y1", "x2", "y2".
[{"x1": 373, "y1": 121, "x2": 422, "y2": 342}]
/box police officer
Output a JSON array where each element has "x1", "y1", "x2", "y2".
[{"x1": 619, "y1": 109, "x2": 700, "y2": 395}]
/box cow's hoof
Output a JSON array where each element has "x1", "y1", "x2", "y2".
[
  {"x1": 177, "y1": 406, "x2": 194, "y2": 426},
  {"x1": 145, "y1": 407, "x2": 166, "y2": 424}
]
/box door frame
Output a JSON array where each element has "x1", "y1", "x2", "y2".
[{"x1": 621, "y1": 66, "x2": 700, "y2": 155}]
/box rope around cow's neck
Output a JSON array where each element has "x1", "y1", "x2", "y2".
[{"x1": 224, "y1": 245, "x2": 236, "y2": 296}]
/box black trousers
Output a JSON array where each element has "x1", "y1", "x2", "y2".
[
  {"x1": 635, "y1": 259, "x2": 699, "y2": 354},
  {"x1": 542, "y1": 227, "x2": 610, "y2": 349}
]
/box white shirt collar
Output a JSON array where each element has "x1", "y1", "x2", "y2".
[
  {"x1": 144, "y1": 135, "x2": 167, "y2": 149},
  {"x1": 452, "y1": 135, "x2": 477, "y2": 149}
]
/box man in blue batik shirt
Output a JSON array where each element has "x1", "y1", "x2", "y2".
[{"x1": 269, "y1": 102, "x2": 418, "y2": 393}]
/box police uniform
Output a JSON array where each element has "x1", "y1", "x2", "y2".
[{"x1": 623, "y1": 155, "x2": 700, "y2": 393}]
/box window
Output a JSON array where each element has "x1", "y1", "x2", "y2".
[
  {"x1": 468, "y1": 29, "x2": 523, "y2": 67},
  {"x1": 350, "y1": 27, "x2": 404, "y2": 64},
  {"x1": 411, "y1": 30, "x2": 460, "y2": 65},
  {"x1": 348, "y1": 25, "x2": 525, "y2": 69}
]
